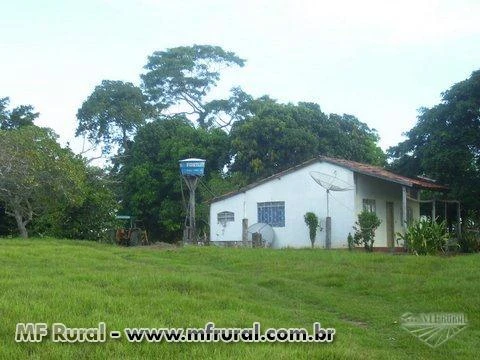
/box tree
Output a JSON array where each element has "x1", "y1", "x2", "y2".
[
  {"x1": 76, "y1": 80, "x2": 151, "y2": 154},
  {"x1": 230, "y1": 98, "x2": 385, "y2": 181},
  {"x1": 0, "y1": 126, "x2": 86, "y2": 238},
  {"x1": 119, "y1": 117, "x2": 230, "y2": 241},
  {"x1": 31, "y1": 166, "x2": 117, "y2": 241},
  {"x1": 0, "y1": 97, "x2": 39, "y2": 130},
  {"x1": 328, "y1": 113, "x2": 385, "y2": 165},
  {"x1": 388, "y1": 70, "x2": 480, "y2": 211},
  {"x1": 141, "y1": 45, "x2": 246, "y2": 128}
]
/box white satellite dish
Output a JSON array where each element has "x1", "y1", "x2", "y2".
[
  {"x1": 309, "y1": 171, "x2": 353, "y2": 216},
  {"x1": 247, "y1": 223, "x2": 275, "y2": 247},
  {"x1": 310, "y1": 171, "x2": 354, "y2": 192},
  {"x1": 309, "y1": 171, "x2": 353, "y2": 249}
]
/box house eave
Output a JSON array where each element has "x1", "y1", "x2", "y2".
[{"x1": 210, "y1": 156, "x2": 448, "y2": 203}]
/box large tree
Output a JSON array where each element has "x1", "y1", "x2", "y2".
[
  {"x1": 141, "y1": 45, "x2": 246, "y2": 128},
  {"x1": 0, "y1": 126, "x2": 86, "y2": 237},
  {"x1": 388, "y1": 69, "x2": 480, "y2": 211},
  {"x1": 76, "y1": 80, "x2": 151, "y2": 154},
  {"x1": 230, "y1": 98, "x2": 385, "y2": 181},
  {"x1": 120, "y1": 117, "x2": 230, "y2": 241}
]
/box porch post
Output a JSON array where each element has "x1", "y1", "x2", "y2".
[
  {"x1": 444, "y1": 201, "x2": 447, "y2": 222},
  {"x1": 242, "y1": 218, "x2": 248, "y2": 247},
  {"x1": 432, "y1": 198, "x2": 436, "y2": 222},
  {"x1": 402, "y1": 186, "x2": 407, "y2": 233}
]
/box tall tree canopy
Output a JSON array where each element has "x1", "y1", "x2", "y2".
[
  {"x1": 230, "y1": 98, "x2": 385, "y2": 181},
  {"x1": 388, "y1": 69, "x2": 480, "y2": 211},
  {"x1": 141, "y1": 45, "x2": 246, "y2": 128},
  {"x1": 0, "y1": 97, "x2": 39, "y2": 130},
  {"x1": 120, "y1": 117, "x2": 230, "y2": 241},
  {"x1": 76, "y1": 80, "x2": 151, "y2": 154}
]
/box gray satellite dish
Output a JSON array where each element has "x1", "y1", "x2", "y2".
[
  {"x1": 310, "y1": 171, "x2": 354, "y2": 193},
  {"x1": 310, "y1": 171, "x2": 353, "y2": 216},
  {"x1": 309, "y1": 171, "x2": 353, "y2": 249},
  {"x1": 247, "y1": 223, "x2": 275, "y2": 247}
]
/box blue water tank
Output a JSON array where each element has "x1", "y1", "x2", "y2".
[{"x1": 179, "y1": 158, "x2": 206, "y2": 177}]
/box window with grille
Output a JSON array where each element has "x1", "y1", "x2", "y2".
[
  {"x1": 257, "y1": 201, "x2": 285, "y2": 227},
  {"x1": 363, "y1": 199, "x2": 376, "y2": 213},
  {"x1": 217, "y1": 211, "x2": 234, "y2": 224}
]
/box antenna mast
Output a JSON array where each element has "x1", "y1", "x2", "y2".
[{"x1": 309, "y1": 171, "x2": 353, "y2": 249}]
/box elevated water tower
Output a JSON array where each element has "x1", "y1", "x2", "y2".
[{"x1": 179, "y1": 158, "x2": 206, "y2": 244}]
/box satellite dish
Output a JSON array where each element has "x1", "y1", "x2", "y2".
[
  {"x1": 310, "y1": 171, "x2": 354, "y2": 249},
  {"x1": 310, "y1": 171, "x2": 354, "y2": 216},
  {"x1": 309, "y1": 171, "x2": 354, "y2": 192},
  {"x1": 247, "y1": 223, "x2": 275, "y2": 247}
]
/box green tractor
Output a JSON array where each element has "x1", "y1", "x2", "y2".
[{"x1": 114, "y1": 215, "x2": 148, "y2": 246}]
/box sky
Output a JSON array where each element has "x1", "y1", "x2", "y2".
[{"x1": 2, "y1": 0, "x2": 479, "y2": 158}]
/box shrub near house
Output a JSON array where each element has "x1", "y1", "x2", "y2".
[
  {"x1": 398, "y1": 219, "x2": 451, "y2": 255},
  {"x1": 353, "y1": 210, "x2": 382, "y2": 252}
]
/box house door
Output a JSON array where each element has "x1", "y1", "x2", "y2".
[{"x1": 386, "y1": 202, "x2": 394, "y2": 248}]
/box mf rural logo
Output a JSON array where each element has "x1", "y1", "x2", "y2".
[{"x1": 400, "y1": 312, "x2": 467, "y2": 348}]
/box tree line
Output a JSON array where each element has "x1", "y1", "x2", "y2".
[{"x1": 1, "y1": 45, "x2": 479, "y2": 242}]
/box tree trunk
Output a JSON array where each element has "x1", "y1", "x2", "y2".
[{"x1": 14, "y1": 211, "x2": 28, "y2": 238}]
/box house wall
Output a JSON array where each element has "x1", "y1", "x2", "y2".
[
  {"x1": 354, "y1": 174, "x2": 420, "y2": 247},
  {"x1": 210, "y1": 161, "x2": 356, "y2": 248},
  {"x1": 210, "y1": 161, "x2": 421, "y2": 249}
]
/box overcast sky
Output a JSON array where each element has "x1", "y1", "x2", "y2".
[{"x1": 2, "y1": 0, "x2": 479, "y2": 156}]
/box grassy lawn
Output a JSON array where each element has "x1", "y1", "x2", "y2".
[{"x1": 0, "y1": 238, "x2": 478, "y2": 359}]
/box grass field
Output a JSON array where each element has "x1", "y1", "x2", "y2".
[{"x1": 0, "y1": 238, "x2": 478, "y2": 359}]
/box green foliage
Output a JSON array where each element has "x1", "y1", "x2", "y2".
[
  {"x1": 460, "y1": 231, "x2": 480, "y2": 253},
  {"x1": 0, "y1": 126, "x2": 87, "y2": 237},
  {"x1": 388, "y1": 69, "x2": 480, "y2": 213},
  {"x1": 353, "y1": 210, "x2": 382, "y2": 252},
  {"x1": 347, "y1": 232, "x2": 354, "y2": 250},
  {"x1": 0, "y1": 97, "x2": 39, "y2": 130},
  {"x1": 0, "y1": 125, "x2": 117, "y2": 240},
  {"x1": 459, "y1": 210, "x2": 480, "y2": 252},
  {"x1": 141, "y1": 45, "x2": 246, "y2": 128},
  {"x1": 0, "y1": 209, "x2": 16, "y2": 237},
  {"x1": 32, "y1": 167, "x2": 117, "y2": 241},
  {"x1": 205, "y1": 172, "x2": 248, "y2": 198},
  {"x1": 397, "y1": 219, "x2": 451, "y2": 255},
  {"x1": 76, "y1": 80, "x2": 151, "y2": 154},
  {"x1": 303, "y1": 212, "x2": 319, "y2": 248},
  {"x1": 230, "y1": 98, "x2": 385, "y2": 181},
  {"x1": 119, "y1": 117, "x2": 230, "y2": 242}
]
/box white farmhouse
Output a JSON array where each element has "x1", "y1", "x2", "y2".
[{"x1": 209, "y1": 156, "x2": 447, "y2": 249}]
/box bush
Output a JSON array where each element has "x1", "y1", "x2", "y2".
[
  {"x1": 397, "y1": 219, "x2": 451, "y2": 255},
  {"x1": 353, "y1": 211, "x2": 381, "y2": 252},
  {"x1": 347, "y1": 233, "x2": 354, "y2": 250},
  {"x1": 304, "y1": 212, "x2": 319, "y2": 248},
  {"x1": 460, "y1": 210, "x2": 480, "y2": 253},
  {"x1": 459, "y1": 231, "x2": 480, "y2": 253}
]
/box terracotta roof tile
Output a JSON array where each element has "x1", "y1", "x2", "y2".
[
  {"x1": 319, "y1": 156, "x2": 448, "y2": 191},
  {"x1": 211, "y1": 156, "x2": 448, "y2": 203}
]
